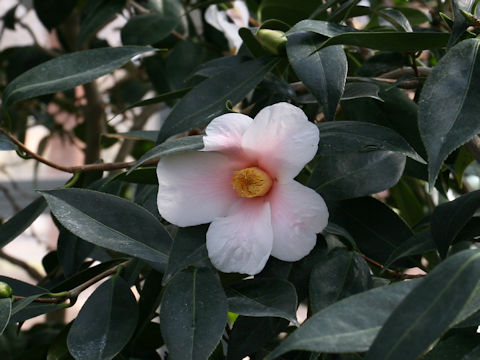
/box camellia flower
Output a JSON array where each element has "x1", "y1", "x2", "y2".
[
  {"x1": 156, "y1": 102, "x2": 329, "y2": 275},
  {"x1": 204, "y1": 1, "x2": 249, "y2": 53}
]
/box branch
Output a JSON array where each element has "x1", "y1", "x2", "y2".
[
  {"x1": 12, "y1": 260, "x2": 131, "y2": 304},
  {"x1": 0, "y1": 250, "x2": 43, "y2": 281},
  {"x1": 465, "y1": 135, "x2": 480, "y2": 164},
  {"x1": 0, "y1": 127, "x2": 157, "y2": 173},
  {"x1": 358, "y1": 253, "x2": 426, "y2": 280}
]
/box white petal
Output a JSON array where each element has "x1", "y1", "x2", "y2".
[
  {"x1": 242, "y1": 102, "x2": 319, "y2": 182},
  {"x1": 206, "y1": 199, "x2": 273, "y2": 275},
  {"x1": 227, "y1": 1, "x2": 250, "y2": 28},
  {"x1": 156, "y1": 151, "x2": 238, "y2": 227},
  {"x1": 204, "y1": 5, "x2": 223, "y2": 31},
  {"x1": 204, "y1": 3, "x2": 243, "y2": 51},
  {"x1": 269, "y1": 181, "x2": 329, "y2": 261},
  {"x1": 202, "y1": 113, "x2": 253, "y2": 154}
]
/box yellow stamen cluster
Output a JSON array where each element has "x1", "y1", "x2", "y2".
[{"x1": 232, "y1": 167, "x2": 273, "y2": 198}]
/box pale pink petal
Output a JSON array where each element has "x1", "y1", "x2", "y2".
[
  {"x1": 241, "y1": 102, "x2": 319, "y2": 182},
  {"x1": 269, "y1": 181, "x2": 329, "y2": 261},
  {"x1": 227, "y1": 1, "x2": 250, "y2": 28},
  {"x1": 202, "y1": 113, "x2": 253, "y2": 154},
  {"x1": 204, "y1": 3, "x2": 244, "y2": 51},
  {"x1": 156, "y1": 151, "x2": 238, "y2": 227},
  {"x1": 206, "y1": 199, "x2": 273, "y2": 275}
]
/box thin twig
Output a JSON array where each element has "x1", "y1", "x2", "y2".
[
  {"x1": 127, "y1": 0, "x2": 151, "y2": 14},
  {"x1": 465, "y1": 136, "x2": 480, "y2": 164},
  {"x1": 0, "y1": 127, "x2": 157, "y2": 173},
  {"x1": 358, "y1": 253, "x2": 426, "y2": 280}
]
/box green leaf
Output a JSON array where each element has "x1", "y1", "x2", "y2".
[
  {"x1": 0, "y1": 197, "x2": 46, "y2": 249},
  {"x1": 160, "y1": 268, "x2": 228, "y2": 360},
  {"x1": 226, "y1": 278, "x2": 298, "y2": 324},
  {"x1": 33, "y1": 0, "x2": 77, "y2": 29},
  {"x1": 383, "y1": 229, "x2": 435, "y2": 269},
  {"x1": 341, "y1": 82, "x2": 381, "y2": 101},
  {"x1": 418, "y1": 38, "x2": 480, "y2": 187},
  {"x1": 317, "y1": 121, "x2": 423, "y2": 162},
  {"x1": 328, "y1": 197, "x2": 414, "y2": 265},
  {"x1": 287, "y1": 20, "x2": 449, "y2": 51},
  {"x1": 0, "y1": 298, "x2": 12, "y2": 335},
  {"x1": 57, "y1": 228, "x2": 94, "y2": 278},
  {"x1": 310, "y1": 151, "x2": 406, "y2": 200},
  {"x1": 121, "y1": 13, "x2": 179, "y2": 46},
  {"x1": 162, "y1": 225, "x2": 210, "y2": 285},
  {"x1": 114, "y1": 130, "x2": 158, "y2": 142},
  {"x1": 366, "y1": 249, "x2": 480, "y2": 360},
  {"x1": 287, "y1": 32, "x2": 347, "y2": 122},
  {"x1": 3, "y1": 46, "x2": 154, "y2": 108},
  {"x1": 157, "y1": 57, "x2": 279, "y2": 143},
  {"x1": 259, "y1": 0, "x2": 319, "y2": 25},
  {"x1": 125, "y1": 87, "x2": 192, "y2": 109},
  {"x1": 128, "y1": 135, "x2": 204, "y2": 173},
  {"x1": 377, "y1": 8, "x2": 413, "y2": 32},
  {"x1": 67, "y1": 276, "x2": 139, "y2": 360},
  {"x1": 449, "y1": 0, "x2": 475, "y2": 47},
  {"x1": 431, "y1": 190, "x2": 480, "y2": 258},
  {"x1": 39, "y1": 188, "x2": 171, "y2": 266},
  {"x1": 310, "y1": 248, "x2": 372, "y2": 313},
  {"x1": 266, "y1": 279, "x2": 420, "y2": 358},
  {"x1": 422, "y1": 334, "x2": 480, "y2": 360},
  {"x1": 77, "y1": 0, "x2": 126, "y2": 48}
]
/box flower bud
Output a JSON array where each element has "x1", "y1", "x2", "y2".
[
  {"x1": 0, "y1": 282, "x2": 13, "y2": 298},
  {"x1": 256, "y1": 29, "x2": 287, "y2": 55}
]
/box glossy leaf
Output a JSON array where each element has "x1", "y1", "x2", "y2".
[
  {"x1": 67, "y1": 275, "x2": 139, "y2": 360},
  {"x1": 422, "y1": 334, "x2": 480, "y2": 360},
  {"x1": 121, "y1": 13, "x2": 179, "y2": 46},
  {"x1": 162, "y1": 225, "x2": 210, "y2": 285},
  {"x1": 57, "y1": 228, "x2": 94, "y2": 278},
  {"x1": 266, "y1": 279, "x2": 420, "y2": 358},
  {"x1": 287, "y1": 20, "x2": 449, "y2": 51},
  {"x1": 0, "y1": 298, "x2": 11, "y2": 335},
  {"x1": 310, "y1": 248, "x2": 372, "y2": 313},
  {"x1": 0, "y1": 197, "x2": 46, "y2": 249},
  {"x1": 160, "y1": 268, "x2": 228, "y2": 360},
  {"x1": 328, "y1": 197, "x2": 414, "y2": 265},
  {"x1": 366, "y1": 250, "x2": 480, "y2": 360},
  {"x1": 418, "y1": 38, "x2": 480, "y2": 187},
  {"x1": 287, "y1": 32, "x2": 347, "y2": 122},
  {"x1": 383, "y1": 229, "x2": 435, "y2": 269},
  {"x1": 128, "y1": 135, "x2": 204, "y2": 173},
  {"x1": 310, "y1": 151, "x2": 406, "y2": 201},
  {"x1": 157, "y1": 57, "x2": 279, "y2": 143},
  {"x1": 431, "y1": 190, "x2": 480, "y2": 258},
  {"x1": 3, "y1": 46, "x2": 154, "y2": 108},
  {"x1": 341, "y1": 82, "x2": 381, "y2": 101},
  {"x1": 77, "y1": 0, "x2": 126, "y2": 48},
  {"x1": 226, "y1": 278, "x2": 298, "y2": 324},
  {"x1": 40, "y1": 188, "x2": 171, "y2": 265},
  {"x1": 317, "y1": 121, "x2": 423, "y2": 162}
]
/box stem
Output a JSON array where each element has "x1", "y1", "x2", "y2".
[
  {"x1": 465, "y1": 135, "x2": 480, "y2": 164},
  {"x1": 0, "y1": 127, "x2": 158, "y2": 173},
  {"x1": 83, "y1": 81, "x2": 105, "y2": 164},
  {"x1": 358, "y1": 253, "x2": 426, "y2": 280}
]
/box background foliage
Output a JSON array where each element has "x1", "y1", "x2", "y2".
[{"x1": 1, "y1": 0, "x2": 480, "y2": 359}]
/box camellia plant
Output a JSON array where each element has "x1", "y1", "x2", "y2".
[{"x1": 2, "y1": 0, "x2": 480, "y2": 359}]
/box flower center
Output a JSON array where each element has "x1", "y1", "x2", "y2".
[{"x1": 232, "y1": 167, "x2": 273, "y2": 198}]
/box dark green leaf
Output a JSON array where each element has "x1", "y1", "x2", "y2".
[
  {"x1": 317, "y1": 121, "x2": 423, "y2": 162},
  {"x1": 226, "y1": 278, "x2": 298, "y2": 324},
  {"x1": 0, "y1": 276, "x2": 47, "y2": 296},
  {"x1": 227, "y1": 316, "x2": 289, "y2": 360},
  {"x1": 259, "y1": 0, "x2": 320, "y2": 25},
  {"x1": 422, "y1": 334, "x2": 480, "y2": 360},
  {"x1": 40, "y1": 188, "x2": 171, "y2": 266},
  {"x1": 0, "y1": 298, "x2": 11, "y2": 335},
  {"x1": 449, "y1": 0, "x2": 475, "y2": 47},
  {"x1": 57, "y1": 228, "x2": 94, "y2": 278},
  {"x1": 125, "y1": 87, "x2": 192, "y2": 109},
  {"x1": 378, "y1": 8, "x2": 413, "y2": 32},
  {"x1": 328, "y1": 197, "x2": 414, "y2": 265},
  {"x1": 67, "y1": 276, "x2": 139, "y2": 360},
  {"x1": 3, "y1": 46, "x2": 154, "y2": 108},
  {"x1": 157, "y1": 57, "x2": 279, "y2": 143},
  {"x1": 128, "y1": 135, "x2": 204, "y2": 173},
  {"x1": 418, "y1": 38, "x2": 480, "y2": 187},
  {"x1": 33, "y1": 0, "x2": 77, "y2": 29},
  {"x1": 162, "y1": 225, "x2": 210, "y2": 285},
  {"x1": 0, "y1": 197, "x2": 46, "y2": 249},
  {"x1": 383, "y1": 229, "x2": 435, "y2": 269},
  {"x1": 287, "y1": 19, "x2": 449, "y2": 51},
  {"x1": 77, "y1": 0, "x2": 126, "y2": 48},
  {"x1": 341, "y1": 82, "x2": 381, "y2": 101},
  {"x1": 431, "y1": 190, "x2": 480, "y2": 258},
  {"x1": 121, "y1": 13, "x2": 179, "y2": 46},
  {"x1": 115, "y1": 130, "x2": 158, "y2": 142},
  {"x1": 287, "y1": 32, "x2": 346, "y2": 122},
  {"x1": 310, "y1": 248, "x2": 372, "y2": 313},
  {"x1": 366, "y1": 250, "x2": 480, "y2": 360},
  {"x1": 266, "y1": 279, "x2": 420, "y2": 358},
  {"x1": 160, "y1": 268, "x2": 228, "y2": 360},
  {"x1": 310, "y1": 151, "x2": 406, "y2": 200}
]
